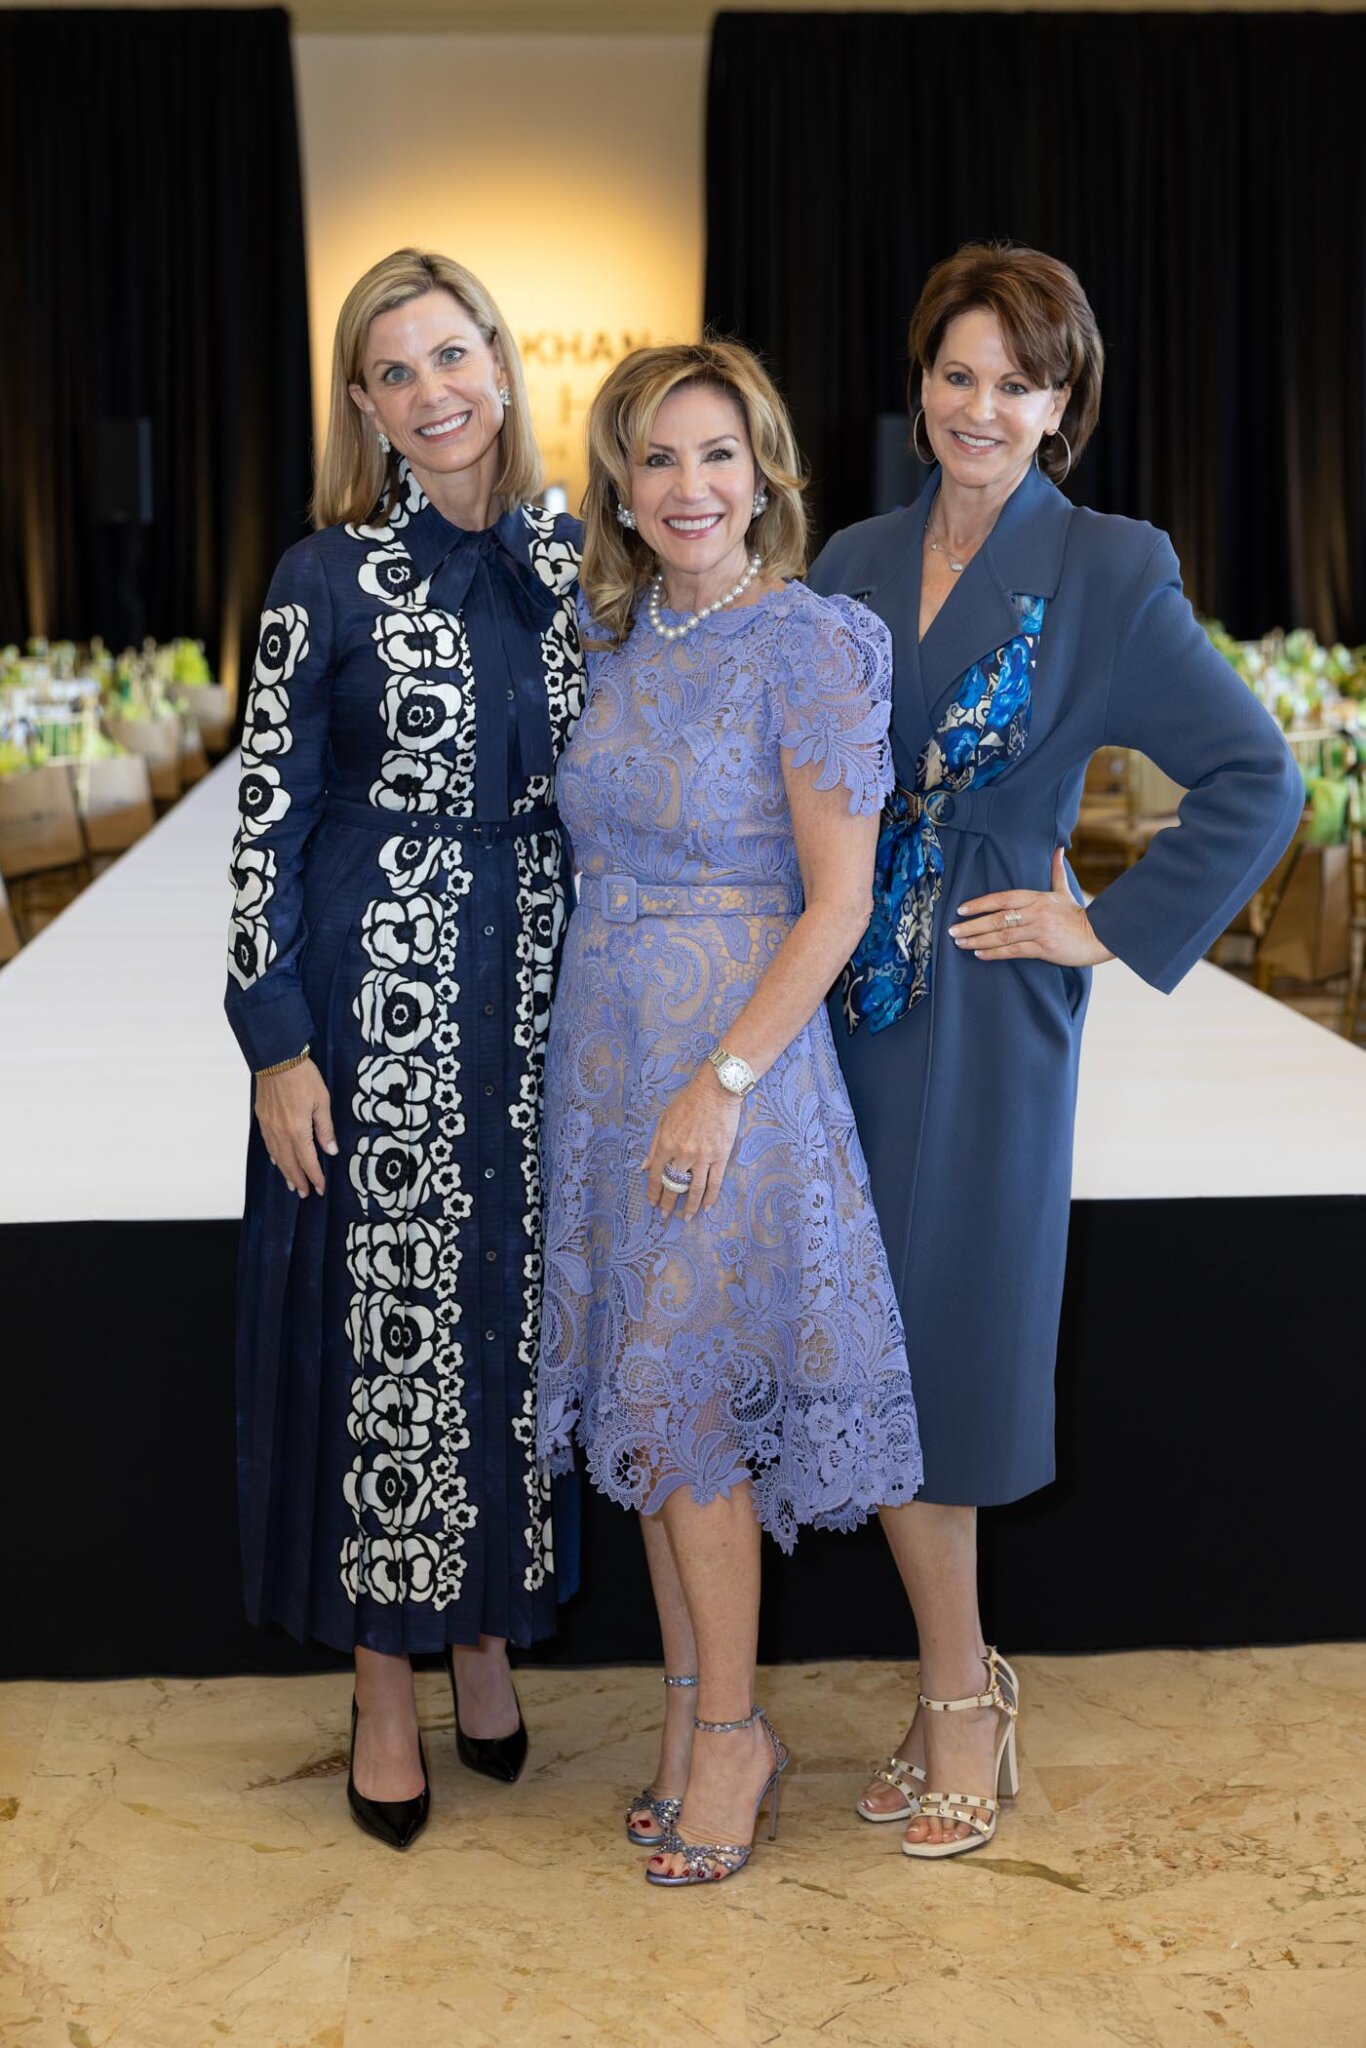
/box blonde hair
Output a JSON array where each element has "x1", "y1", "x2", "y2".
[
  {"x1": 313, "y1": 248, "x2": 542, "y2": 529},
  {"x1": 581, "y1": 339, "x2": 808, "y2": 647}
]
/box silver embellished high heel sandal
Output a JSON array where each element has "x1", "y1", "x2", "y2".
[
  {"x1": 645, "y1": 1705, "x2": 790, "y2": 1888},
  {"x1": 856, "y1": 1702, "x2": 926, "y2": 1822},
  {"x1": 625, "y1": 1673, "x2": 697, "y2": 1845},
  {"x1": 902, "y1": 1647, "x2": 1020, "y2": 1862}
]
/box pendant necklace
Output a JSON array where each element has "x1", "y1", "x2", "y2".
[{"x1": 927, "y1": 496, "x2": 983, "y2": 575}]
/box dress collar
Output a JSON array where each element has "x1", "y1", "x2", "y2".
[{"x1": 393, "y1": 461, "x2": 545, "y2": 594}]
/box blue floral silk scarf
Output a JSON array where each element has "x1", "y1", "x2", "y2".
[{"x1": 842, "y1": 593, "x2": 1046, "y2": 1034}]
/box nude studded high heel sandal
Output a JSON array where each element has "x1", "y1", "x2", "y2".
[
  {"x1": 901, "y1": 1647, "x2": 1020, "y2": 1862},
  {"x1": 625, "y1": 1673, "x2": 697, "y2": 1845},
  {"x1": 858, "y1": 1750, "x2": 926, "y2": 1823},
  {"x1": 856, "y1": 1701, "x2": 927, "y2": 1823}
]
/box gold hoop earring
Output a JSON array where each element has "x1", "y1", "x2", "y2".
[
  {"x1": 1037, "y1": 429, "x2": 1073, "y2": 484},
  {"x1": 911, "y1": 409, "x2": 934, "y2": 465}
]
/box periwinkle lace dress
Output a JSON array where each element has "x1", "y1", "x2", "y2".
[{"x1": 535, "y1": 581, "x2": 923, "y2": 1549}]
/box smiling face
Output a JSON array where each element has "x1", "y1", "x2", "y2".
[
  {"x1": 627, "y1": 382, "x2": 759, "y2": 598},
  {"x1": 349, "y1": 288, "x2": 507, "y2": 510},
  {"x1": 921, "y1": 307, "x2": 1069, "y2": 498}
]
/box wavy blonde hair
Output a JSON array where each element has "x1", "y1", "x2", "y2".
[
  {"x1": 581, "y1": 339, "x2": 808, "y2": 647},
  {"x1": 313, "y1": 248, "x2": 542, "y2": 530}
]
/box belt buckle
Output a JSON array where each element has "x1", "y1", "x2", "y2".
[
  {"x1": 600, "y1": 873, "x2": 639, "y2": 923},
  {"x1": 923, "y1": 790, "x2": 955, "y2": 825}
]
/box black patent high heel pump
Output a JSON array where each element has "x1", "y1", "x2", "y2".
[
  {"x1": 445, "y1": 1646, "x2": 528, "y2": 1784},
  {"x1": 346, "y1": 1697, "x2": 430, "y2": 1851}
]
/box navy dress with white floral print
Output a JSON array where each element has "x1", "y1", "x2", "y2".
[{"x1": 226, "y1": 461, "x2": 584, "y2": 1655}]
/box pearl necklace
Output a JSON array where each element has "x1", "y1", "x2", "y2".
[{"x1": 647, "y1": 552, "x2": 763, "y2": 643}]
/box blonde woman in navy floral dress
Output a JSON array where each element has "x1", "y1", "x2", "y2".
[
  {"x1": 536, "y1": 343, "x2": 922, "y2": 1886},
  {"x1": 225, "y1": 251, "x2": 583, "y2": 1850}
]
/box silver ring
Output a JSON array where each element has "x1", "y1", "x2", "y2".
[
  {"x1": 1003, "y1": 911, "x2": 1024, "y2": 930},
  {"x1": 661, "y1": 1163, "x2": 693, "y2": 1193}
]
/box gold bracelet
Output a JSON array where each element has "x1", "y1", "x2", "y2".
[{"x1": 255, "y1": 1043, "x2": 311, "y2": 1079}]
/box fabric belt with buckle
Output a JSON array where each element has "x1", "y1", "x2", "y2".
[
  {"x1": 577, "y1": 873, "x2": 803, "y2": 924},
  {"x1": 322, "y1": 797, "x2": 561, "y2": 841}
]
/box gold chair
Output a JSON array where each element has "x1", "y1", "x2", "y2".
[
  {"x1": 77, "y1": 753, "x2": 157, "y2": 867},
  {"x1": 180, "y1": 719, "x2": 209, "y2": 788},
  {"x1": 103, "y1": 714, "x2": 183, "y2": 805},
  {"x1": 0, "y1": 870, "x2": 20, "y2": 963},
  {"x1": 0, "y1": 762, "x2": 90, "y2": 941},
  {"x1": 1073, "y1": 748, "x2": 1181, "y2": 878},
  {"x1": 1249, "y1": 728, "x2": 1356, "y2": 996},
  {"x1": 1341, "y1": 747, "x2": 1366, "y2": 1042},
  {"x1": 182, "y1": 683, "x2": 234, "y2": 757}
]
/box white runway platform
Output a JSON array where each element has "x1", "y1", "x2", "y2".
[{"x1": 3, "y1": 757, "x2": 1366, "y2": 1226}]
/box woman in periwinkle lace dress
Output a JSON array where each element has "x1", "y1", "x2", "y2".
[{"x1": 536, "y1": 342, "x2": 923, "y2": 1887}]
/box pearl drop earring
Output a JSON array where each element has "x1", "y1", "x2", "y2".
[
  {"x1": 376, "y1": 428, "x2": 391, "y2": 456},
  {"x1": 752, "y1": 487, "x2": 769, "y2": 520},
  {"x1": 498, "y1": 387, "x2": 511, "y2": 408},
  {"x1": 616, "y1": 503, "x2": 637, "y2": 531}
]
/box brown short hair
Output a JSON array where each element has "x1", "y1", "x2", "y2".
[
  {"x1": 313, "y1": 248, "x2": 542, "y2": 530},
  {"x1": 907, "y1": 242, "x2": 1104, "y2": 485},
  {"x1": 581, "y1": 338, "x2": 808, "y2": 648}
]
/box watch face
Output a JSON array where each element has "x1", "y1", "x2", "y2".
[{"x1": 717, "y1": 1056, "x2": 751, "y2": 1093}]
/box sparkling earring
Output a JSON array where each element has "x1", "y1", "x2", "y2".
[
  {"x1": 376, "y1": 427, "x2": 391, "y2": 456},
  {"x1": 498, "y1": 386, "x2": 511, "y2": 408},
  {"x1": 616, "y1": 503, "x2": 637, "y2": 531},
  {"x1": 751, "y1": 487, "x2": 769, "y2": 520}
]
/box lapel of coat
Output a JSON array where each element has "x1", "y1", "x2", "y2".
[{"x1": 919, "y1": 464, "x2": 1073, "y2": 724}]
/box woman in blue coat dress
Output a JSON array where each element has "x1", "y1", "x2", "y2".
[
  {"x1": 808, "y1": 242, "x2": 1303, "y2": 1860},
  {"x1": 225, "y1": 250, "x2": 583, "y2": 1849}
]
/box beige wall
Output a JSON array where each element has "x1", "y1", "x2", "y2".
[{"x1": 294, "y1": 33, "x2": 707, "y2": 507}]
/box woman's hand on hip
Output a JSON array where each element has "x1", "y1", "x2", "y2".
[
  {"x1": 255, "y1": 1058, "x2": 338, "y2": 1197},
  {"x1": 949, "y1": 847, "x2": 1115, "y2": 969},
  {"x1": 643, "y1": 1066, "x2": 744, "y2": 1222}
]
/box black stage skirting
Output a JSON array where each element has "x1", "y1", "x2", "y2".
[{"x1": 10, "y1": 1195, "x2": 1363, "y2": 1681}]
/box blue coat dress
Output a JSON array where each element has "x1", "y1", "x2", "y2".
[{"x1": 808, "y1": 463, "x2": 1304, "y2": 1504}]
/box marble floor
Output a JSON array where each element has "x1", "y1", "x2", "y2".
[{"x1": 2, "y1": 1647, "x2": 1363, "y2": 2048}]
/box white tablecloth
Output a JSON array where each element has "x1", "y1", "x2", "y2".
[{"x1": 1, "y1": 759, "x2": 1364, "y2": 1224}]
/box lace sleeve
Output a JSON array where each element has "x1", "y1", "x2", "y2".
[{"x1": 768, "y1": 591, "x2": 894, "y2": 816}]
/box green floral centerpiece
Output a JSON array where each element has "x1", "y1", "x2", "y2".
[
  {"x1": 1205, "y1": 621, "x2": 1366, "y2": 730},
  {"x1": 1205, "y1": 622, "x2": 1366, "y2": 845},
  {"x1": 168, "y1": 639, "x2": 213, "y2": 686}
]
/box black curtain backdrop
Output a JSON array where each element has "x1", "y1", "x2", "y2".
[
  {"x1": 0, "y1": 8, "x2": 313, "y2": 672},
  {"x1": 704, "y1": 10, "x2": 1366, "y2": 644}
]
